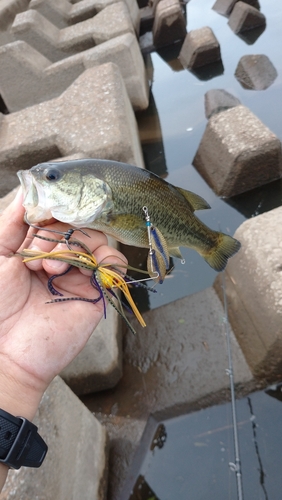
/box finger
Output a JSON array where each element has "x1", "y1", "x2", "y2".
[
  {"x1": 43, "y1": 242, "x2": 127, "y2": 278},
  {"x1": 0, "y1": 188, "x2": 27, "y2": 256},
  {"x1": 94, "y1": 245, "x2": 128, "y2": 270},
  {"x1": 25, "y1": 225, "x2": 108, "y2": 271}
]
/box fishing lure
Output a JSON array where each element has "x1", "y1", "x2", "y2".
[
  {"x1": 143, "y1": 206, "x2": 170, "y2": 283},
  {"x1": 17, "y1": 228, "x2": 155, "y2": 335}
]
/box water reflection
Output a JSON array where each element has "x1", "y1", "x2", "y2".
[
  {"x1": 125, "y1": 389, "x2": 282, "y2": 500},
  {"x1": 135, "y1": 0, "x2": 282, "y2": 309},
  {"x1": 236, "y1": 24, "x2": 266, "y2": 45},
  {"x1": 136, "y1": 92, "x2": 168, "y2": 178},
  {"x1": 189, "y1": 59, "x2": 224, "y2": 81}
]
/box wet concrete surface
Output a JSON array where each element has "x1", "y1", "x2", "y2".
[{"x1": 81, "y1": 287, "x2": 257, "y2": 498}]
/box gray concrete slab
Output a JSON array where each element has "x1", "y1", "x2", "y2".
[
  {"x1": 193, "y1": 104, "x2": 282, "y2": 197},
  {"x1": 235, "y1": 54, "x2": 277, "y2": 90},
  {"x1": 61, "y1": 303, "x2": 123, "y2": 395},
  {"x1": 29, "y1": 0, "x2": 140, "y2": 33},
  {"x1": 85, "y1": 287, "x2": 253, "y2": 420},
  {"x1": 0, "y1": 376, "x2": 108, "y2": 500},
  {"x1": 228, "y1": 1, "x2": 266, "y2": 33},
  {"x1": 0, "y1": 62, "x2": 145, "y2": 197},
  {"x1": 11, "y1": 2, "x2": 135, "y2": 62},
  {"x1": 0, "y1": 34, "x2": 149, "y2": 111},
  {"x1": 0, "y1": 186, "x2": 19, "y2": 213},
  {"x1": 214, "y1": 206, "x2": 282, "y2": 381},
  {"x1": 153, "y1": 0, "x2": 186, "y2": 49},
  {"x1": 179, "y1": 26, "x2": 221, "y2": 69},
  {"x1": 0, "y1": 0, "x2": 29, "y2": 45},
  {"x1": 29, "y1": 0, "x2": 96, "y2": 28},
  {"x1": 83, "y1": 286, "x2": 253, "y2": 497}
]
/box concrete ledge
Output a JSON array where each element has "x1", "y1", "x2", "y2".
[
  {"x1": 0, "y1": 34, "x2": 149, "y2": 111},
  {"x1": 12, "y1": 3, "x2": 135, "y2": 62},
  {"x1": 61, "y1": 305, "x2": 123, "y2": 395},
  {"x1": 0, "y1": 62, "x2": 144, "y2": 197},
  {"x1": 0, "y1": 0, "x2": 29, "y2": 35},
  {"x1": 89, "y1": 287, "x2": 253, "y2": 421},
  {"x1": 193, "y1": 105, "x2": 282, "y2": 197},
  {"x1": 29, "y1": 0, "x2": 98, "y2": 28},
  {"x1": 214, "y1": 207, "x2": 282, "y2": 380},
  {"x1": 0, "y1": 377, "x2": 109, "y2": 500},
  {"x1": 29, "y1": 0, "x2": 140, "y2": 30}
]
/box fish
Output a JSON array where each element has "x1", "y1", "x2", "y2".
[{"x1": 17, "y1": 159, "x2": 241, "y2": 278}]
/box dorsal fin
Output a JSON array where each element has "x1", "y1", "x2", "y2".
[{"x1": 175, "y1": 187, "x2": 211, "y2": 211}]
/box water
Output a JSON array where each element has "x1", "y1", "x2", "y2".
[
  {"x1": 132, "y1": 0, "x2": 282, "y2": 310},
  {"x1": 116, "y1": 6, "x2": 282, "y2": 496},
  {"x1": 124, "y1": 387, "x2": 282, "y2": 499}
]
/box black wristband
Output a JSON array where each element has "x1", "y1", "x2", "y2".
[{"x1": 0, "y1": 409, "x2": 47, "y2": 469}]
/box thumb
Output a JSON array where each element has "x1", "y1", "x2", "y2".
[{"x1": 0, "y1": 188, "x2": 28, "y2": 255}]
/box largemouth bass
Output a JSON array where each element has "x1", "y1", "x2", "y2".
[{"x1": 17, "y1": 159, "x2": 241, "y2": 277}]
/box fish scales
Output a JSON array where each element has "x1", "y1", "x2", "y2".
[
  {"x1": 17, "y1": 159, "x2": 241, "y2": 272},
  {"x1": 78, "y1": 161, "x2": 212, "y2": 247}
]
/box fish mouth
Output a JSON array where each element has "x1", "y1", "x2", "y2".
[{"x1": 17, "y1": 169, "x2": 52, "y2": 223}]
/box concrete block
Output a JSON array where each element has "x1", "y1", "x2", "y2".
[
  {"x1": 193, "y1": 105, "x2": 282, "y2": 197},
  {"x1": 228, "y1": 1, "x2": 266, "y2": 33},
  {"x1": 11, "y1": 3, "x2": 135, "y2": 62},
  {"x1": 0, "y1": 186, "x2": 19, "y2": 213},
  {"x1": 235, "y1": 54, "x2": 277, "y2": 90},
  {"x1": 87, "y1": 287, "x2": 253, "y2": 420},
  {"x1": 0, "y1": 0, "x2": 29, "y2": 38},
  {"x1": 0, "y1": 377, "x2": 108, "y2": 500},
  {"x1": 214, "y1": 207, "x2": 282, "y2": 380},
  {"x1": 212, "y1": 0, "x2": 260, "y2": 17},
  {"x1": 86, "y1": 287, "x2": 254, "y2": 497},
  {"x1": 29, "y1": 0, "x2": 99, "y2": 28},
  {"x1": 204, "y1": 88, "x2": 241, "y2": 119},
  {"x1": 0, "y1": 62, "x2": 145, "y2": 197},
  {"x1": 153, "y1": 0, "x2": 186, "y2": 49},
  {"x1": 61, "y1": 305, "x2": 123, "y2": 395},
  {"x1": 0, "y1": 34, "x2": 149, "y2": 111},
  {"x1": 179, "y1": 27, "x2": 221, "y2": 69},
  {"x1": 29, "y1": 0, "x2": 140, "y2": 34},
  {"x1": 123, "y1": 0, "x2": 140, "y2": 34}
]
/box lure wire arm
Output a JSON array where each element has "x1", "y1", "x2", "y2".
[{"x1": 142, "y1": 206, "x2": 160, "y2": 280}]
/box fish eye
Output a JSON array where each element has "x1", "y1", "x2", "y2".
[{"x1": 44, "y1": 168, "x2": 62, "y2": 182}]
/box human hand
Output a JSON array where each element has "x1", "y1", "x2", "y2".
[{"x1": 0, "y1": 189, "x2": 127, "y2": 421}]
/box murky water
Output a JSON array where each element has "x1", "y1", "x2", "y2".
[
  {"x1": 125, "y1": 387, "x2": 282, "y2": 499},
  {"x1": 131, "y1": 0, "x2": 282, "y2": 310}
]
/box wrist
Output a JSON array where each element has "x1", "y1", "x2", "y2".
[{"x1": 0, "y1": 356, "x2": 45, "y2": 422}]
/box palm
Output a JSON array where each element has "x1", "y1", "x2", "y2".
[
  {"x1": 0, "y1": 199, "x2": 126, "y2": 389},
  {"x1": 0, "y1": 249, "x2": 104, "y2": 385}
]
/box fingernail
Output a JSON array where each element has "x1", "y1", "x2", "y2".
[{"x1": 44, "y1": 259, "x2": 66, "y2": 271}]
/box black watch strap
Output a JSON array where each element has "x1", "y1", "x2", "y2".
[{"x1": 0, "y1": 409, "x2": 48, "y2": 469}]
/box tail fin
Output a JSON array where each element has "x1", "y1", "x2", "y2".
[{"x1": 203, "y1": 233, "x2": 241, "y2": 272}]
